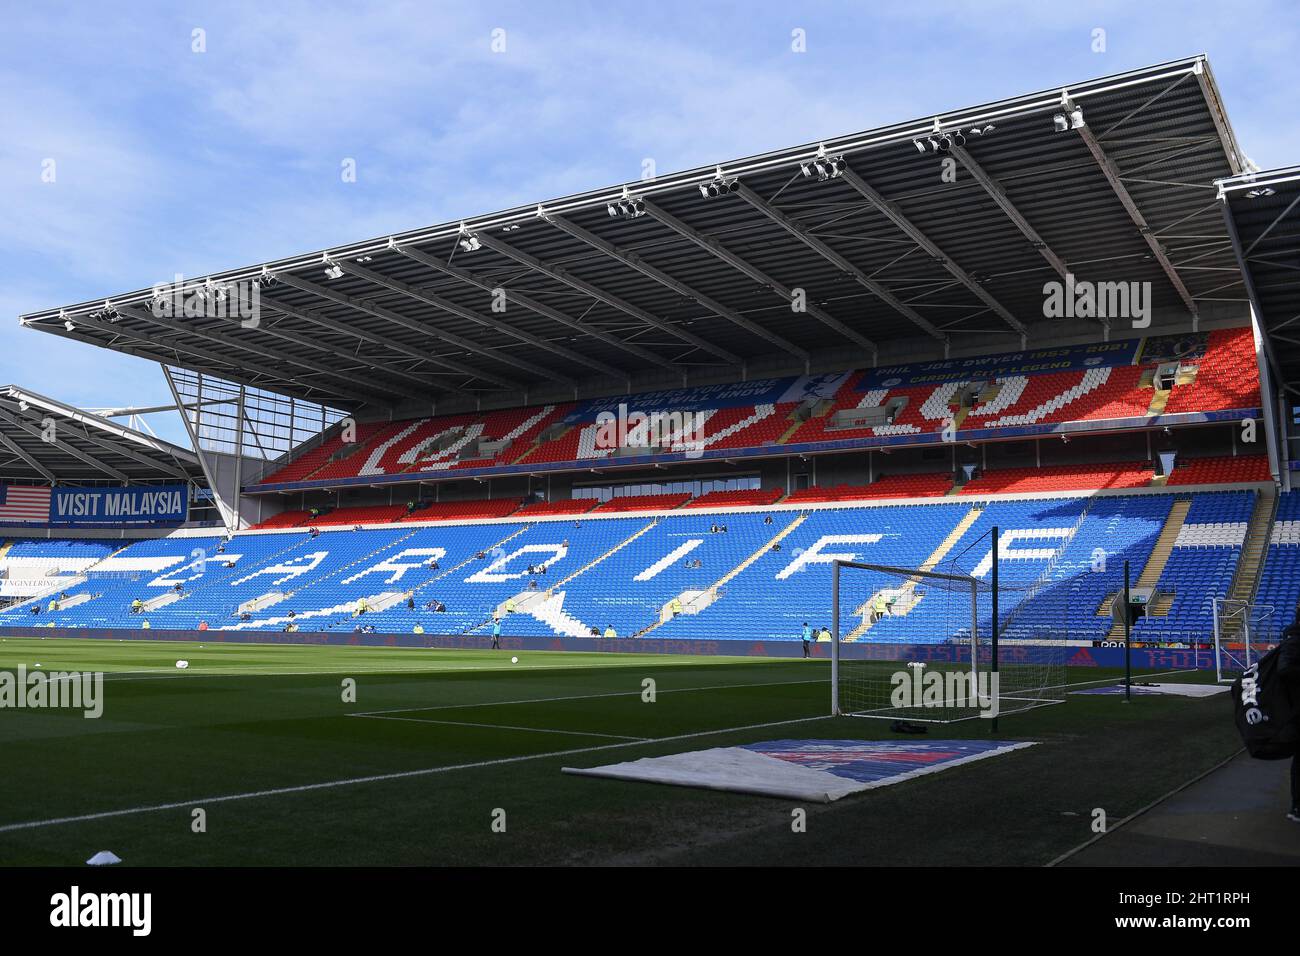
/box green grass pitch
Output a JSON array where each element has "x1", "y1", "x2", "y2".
[{"x1": 0, "y1": 638, "x2": 1240, "y2": 866}]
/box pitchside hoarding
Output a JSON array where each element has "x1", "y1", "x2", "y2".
[{"x1": 49, "y1": 485, "x2": 189, "y2": 525}]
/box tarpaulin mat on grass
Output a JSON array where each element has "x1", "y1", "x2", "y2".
[{"x1": 563, "y1": 739, "x2": 1036, "y2": 803}]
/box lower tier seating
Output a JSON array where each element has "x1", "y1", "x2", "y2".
[{"x1": 3, "y1": 487, "x2": 1275, "y2": 647}]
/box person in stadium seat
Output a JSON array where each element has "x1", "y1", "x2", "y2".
[
  {"x1": 589, "y1": 626, "x2": 600, "y2": 636},
  {"x1": 413, "y1": 624, "x2": 424, "y2": 634},
  {"x1": 505, "y1": 597, "x2": 516, "y2": 614},
  {"x1": 427, "y1": 559, "x2": 440, "y2": 571},
  {"x1": 669, "y1": 597, "x2": 683, "y2": 618},
  {"x1": 29, "y1": 604, "x2": 39, "y2": 615},
  {"x1": 239, "y1": 610, "x2": 252, "y2": 622},
  {"x1": 198, "y1": 620, "x2": 209, "y2": 631},
  {"x1": 406, "y1": 594, "x2": 415, "y2": 610},
  {"x1": 818, "y1": 626, "x2": 831, "y2": 643},
  {"x1": 491, "y1": 616, "x2": 502, "y2": 650},
  {"x1": 604, "y1": 624, "x2": 617, "y2": 638},
  {"x1": 764, "y1": 515, "x2": 774, "y2": 525},
  {"x1": 130, "y1": 598, "x2": 144, "y2": 614},
  {"x1": 284, "y1": 622, "x2": 298, "y2": 633},
  {"x1": 141, "y1": 620, "x2": 150, "y2": 630},
  {"x1": 310, "y1": 527, "x2": 321, "y2": 538}
]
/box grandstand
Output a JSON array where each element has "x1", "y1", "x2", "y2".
[{"x1": 3, "y1": 55, "x2": 1297, "y2": 659}]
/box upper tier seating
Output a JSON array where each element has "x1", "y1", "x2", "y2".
[
  {"x1": 959, "y1": 461, "x2": 1154, "y2": 495},
  {"x1": 592, "y1": 493, "x2": 694, "y2": 513},
  {"x1": 684, "y1": 488, "x2": 785, "y2": 509},
  {"x1": 514, "y1": 499, "x2": 599, "y2": 517},
  {"x1": 252, "y1": 510, "x2": 312, "y2": 530},
  {"x1": 399, "y1": 498, "x2": 522, "y2": 522},
  {"x1": 1162, "y1": 328, "x2": 1262, "y2": 414},
  {"x1": 256, "y1": 330, "x2": 1262, "y2": 490},
  {"x1": 786, "y1": 473, "x2": 953, "y2": 502},
  {"x1": 1165, "y1": 455, "x2": 1271, "y2": 486}
]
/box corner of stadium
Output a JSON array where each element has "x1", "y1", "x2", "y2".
[{"x1": 3, "y1": 52, "x2": 1298, "y2": 888}]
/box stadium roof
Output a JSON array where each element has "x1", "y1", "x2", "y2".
[
  {"x1": 1219, "y1": 166, "x2": 1300, "y2": 396},
  {"x1": 20, "y1": 55, "x2": 1252, "y2": 412},
  {"x1": 0, "y1": 386, "x2": 203, "y2": 485}
]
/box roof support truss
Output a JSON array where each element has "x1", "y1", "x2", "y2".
[
  {"x1": 390, "y1": 241, "x2": 658, "y2": 378},
  {"x1": 1074, "y1": 124, "x2": 1200, "y2": 318},
  {"x1": 640, "y1": 197, "x2": 878, "y2": 358},
  {"x1": 835, "y1": 166, "x2": 1029, "y2": 336},
  {"x1": 542, "y1": 212, "x2": 810, "y2": 361},
  {"x1": 733, "y1": 182, "x2": 947, "y2": 344},
  {"x1": 273, "y1": 272, "x2": 523, "y2": 390},
  {"x1": 467, "y1": 230, "x2": 744, "y2": 366}
]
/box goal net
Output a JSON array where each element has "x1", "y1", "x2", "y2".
[
  {"x1": 831, "y1": 527, "x2": 1069, "y2": 723},
  {"x1": 1213, "y1": 598, "x2": 1282, "y2": 684}
]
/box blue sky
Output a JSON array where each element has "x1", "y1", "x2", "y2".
[{"x1": 1, "y1": 0, "x2": 1296, "y2": 446}]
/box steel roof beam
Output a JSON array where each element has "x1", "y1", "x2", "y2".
[
  {"x1": 835, "y1": 166, "x2": 1029, "y2": 336},
  {"x1": 256, "y1": 294, "x2": 478, "y2": 397},
  {"x1": 542, "y1": 212, "x2": 810, "y2": 361},
  {"x1": 391, "y1": 242, "x2": 661, "y2": 377},
  {"x1": 949, "y1": 145, "x2": 1072, "y2": 282},
  {"x1": 733, "y1": 183, "x2": 947, "y2": 344},
  {"x1": 273, "y1": 272, "x2": 525, "y2": 389},
  {"x1": 116, "y1": 305, "x2": 403, "y2": 406},
  {"x1": 336, "y1": 260, "x2": 603, "y2": 384},
  {"x1": 26, "y1": 416, "x2": 193, "y2": 480},
  {"x1": 0, "y1": 406, "x2": 129, "y2": 481},
  {"x1": 639, "y1": 197, "x2": 877, "y2": 356},
  {"x1": 0, "y1": 429, "x2": 56, "y2": 482},
  {"x1": 0, "y1": 386, "x2": 200, "y2": 467},
  {"x1": 467, "y1": 231, "x2": 744, "y2": 366},
  {"x1": 1074, "y1": 125, "x2": 1200, "y2": 318}
]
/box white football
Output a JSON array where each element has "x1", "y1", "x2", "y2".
[
  {"x1": 511, "y1": 656, "x2": 519, "y2": 664},
  {"x1": 176, "y1": 660, "x2": 189, "y2": 669}
]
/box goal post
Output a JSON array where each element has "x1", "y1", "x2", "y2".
[
  {"x1": 830, "y1": 525, "x2": 1068, "y2": 723},
  {"x1": 831, "y1": 558, "x2": 986, "y2": 722},
  {"x1": 1213, "y1": 598, "x2": 1280, "y2": 683}
]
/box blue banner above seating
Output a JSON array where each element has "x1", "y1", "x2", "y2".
[
  {"x1": 859, "y1": 337, "x2": 1151, "y2": 390},
  {"x1": 49, "y1": 485, "x2": 189, "y2": 525},
  {"x1": 566, "y1": 372, "x2": 851, "y2": 422}
]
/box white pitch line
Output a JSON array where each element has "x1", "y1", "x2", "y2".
[
  {"x1": 353, "y1": 714, "x2": 648, "y2": 740},
  {"x1": 348, "y1": 676, "x2": 828, "y2": 717},
  {"x1": 0, "y1": 711, "x2": 842, "y2": 835}
]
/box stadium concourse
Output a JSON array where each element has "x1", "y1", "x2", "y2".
[{"x1": 2, "y1": 55, "x2": 1297, "y2": 662}]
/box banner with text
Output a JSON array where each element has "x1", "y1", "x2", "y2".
[{"x1": 50, "y1": 485, "x2": 189, "y2": 525}]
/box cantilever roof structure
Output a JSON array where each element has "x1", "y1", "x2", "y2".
[
  {"x1": 1219, "y1": 166, "x2": 1300, "y2": 396},
  {"x1": 19, "y1": 56, "x2": 1252, "y2": 413},
  {"x1": 0, "y1": 386, "x2": 203, "y2": 485}
]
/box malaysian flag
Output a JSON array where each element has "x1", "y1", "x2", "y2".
[{"x1": 0, "y1": 485, "x2": 52, "y2": 523}]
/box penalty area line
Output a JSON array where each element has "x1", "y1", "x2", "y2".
[
  {"x1": 350, "y1": 713, "x2": 649, "y2": 741},
  {"x1": 0, "y1": 711, "x2": 840, "y2": 836}
]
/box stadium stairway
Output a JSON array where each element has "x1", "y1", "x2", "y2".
[
  {"x1": 845, "y1": 504, "x2": 985, "y2": 642},
  {"x1": 1218, "y1": 484, "x2": 1278, "y2": 639},
  {"x1": 633, "y1": 513, "x2": 809, "y2": 638},
  {"x1": 487, "y1": 520, "x2": 659, "y2": 628},
  {"x1": 1100, "y1": 497, "x2": 1191, "y2": 641}
]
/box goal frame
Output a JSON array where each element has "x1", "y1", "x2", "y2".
[
  {"x1": 830, "y1": 558, "x2": 984, "y2": 720},
  {"x1": 1212, "y1": 597, "x2": 1277, "y2": 684}
]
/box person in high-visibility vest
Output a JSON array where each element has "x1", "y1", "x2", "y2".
[
  {"x1": 669, "y1": 597, "x2": 683, "y2": 618},
  {"x1": 871, "y1": 593, "x2": 888, "y2": 623},
  {"x1": 141, "y1": 619, "x2": 151, "y2": 630},
  {"x1": 603, "y1": 624, "x2": 617, "y2": 638},
  {"x1": 505, "y1": 598, "x2": 516, "y2": 614},
  {"x1": 413, "y1": 624, "x2": 425, "y2": 634}
]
